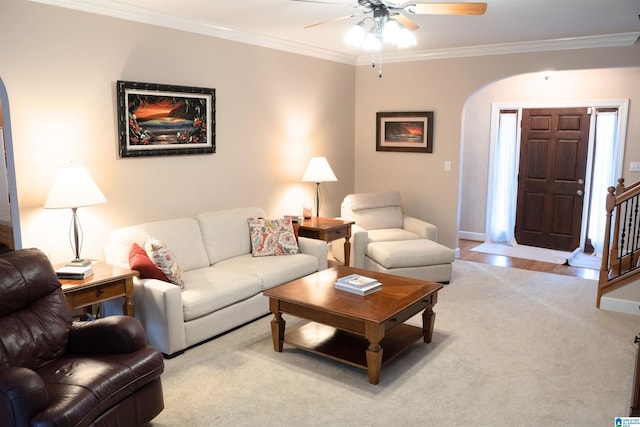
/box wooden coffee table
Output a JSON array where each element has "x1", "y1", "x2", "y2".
[{"x1": 263, "y1": 266, "x2": 443, "y2": 384}]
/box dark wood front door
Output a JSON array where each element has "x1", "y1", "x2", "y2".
[{"x1": 515, "y1": 108, "x2": 591, "y2": 251}]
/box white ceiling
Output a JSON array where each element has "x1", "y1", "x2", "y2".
[{"x1": 34, "y1": 0, "x2": 640, "y2": 64}]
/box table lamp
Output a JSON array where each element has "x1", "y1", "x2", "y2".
[
  {"x1": 301, "y1": 156, "x2": 337, "y2": 217},
  {"x1": 44, "y1": 165, "x2": 107, "y2": 267}
]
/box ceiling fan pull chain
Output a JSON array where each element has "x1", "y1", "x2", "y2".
[{"x1": 378, "y1": 51, "x2": 383, "y2": 78}]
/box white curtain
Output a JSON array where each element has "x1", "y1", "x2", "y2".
[
  {"x1": 486, "y1": 111, "x2": 518, "y2": 246},
  {"x1": 588, "y1": 110, "x2": 618, "y2": 255}
]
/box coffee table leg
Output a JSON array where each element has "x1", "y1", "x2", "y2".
[
  {"x1": 365, "y1": 323, "x2": 385, "y2": 384},
  {"x1": 269, "y1": 299, "x2": 285, "y2": 352},
  {"x1": 422, "y1": 306, "x2": 436, "y2": 343},
  {"x1": 365, "y1": 342, "x2": 383, "y2": 385}
]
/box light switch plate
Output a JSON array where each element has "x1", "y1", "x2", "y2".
[{"x1": 631, "y1": 162, "x2": 640, "y2": 172}]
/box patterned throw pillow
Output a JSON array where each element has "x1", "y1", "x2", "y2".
[
  {"x1": 129, "y1": 243, "x2": 170, "y2": 282},
  {"x1": 247, "y1": 217, "x2": 300, "y2": 257},
  {"x1": 143, "y1": 236, "x2": 185, "y2": 289}
]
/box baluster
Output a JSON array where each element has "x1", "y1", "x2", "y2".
[
  {"x1": 609, "y1": 186, "x2": 620, "y2": 275},
  {"x1": 621, "y1": 198, "x2": 630, "y2": 274},
  {"x1": 629, "y1": 196, "x2": 640, "y2": 270}
]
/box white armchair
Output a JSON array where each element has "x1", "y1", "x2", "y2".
[{"x1": 331, "y1": 191, "x2": 454, "y2": 283}]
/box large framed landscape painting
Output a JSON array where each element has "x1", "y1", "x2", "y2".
[
  {"x1": 376, "y1": 111, "x2": 433, "y2": 153},
  {"x1": 117, "y1": 81, "x2": 216, "y2": 157}
]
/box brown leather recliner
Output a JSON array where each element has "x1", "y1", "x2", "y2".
[{"x1": 0, "y1": 248, "x2": 165, "y2": 427}]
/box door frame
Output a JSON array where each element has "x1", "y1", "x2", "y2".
[{"x1": 488, "y1": 99, "x2": 629, "y2": 250}]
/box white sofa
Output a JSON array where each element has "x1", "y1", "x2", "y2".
[
  {"x1": 103, "y1": 207, "x2": 328, "y2": 357},
  {"x1": 331, "y1": 192, "x2": 454, "y2": 283}
]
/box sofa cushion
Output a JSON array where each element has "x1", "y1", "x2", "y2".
[
  {"x1": 144, "y1": 236, "x2": 185, "y2": 288},
  {"x1": 352, "y1": 206, "x2": 403, "y2": 230},
  {"x1": 247, "y1": 217, "x2": 299, "y2": 257},
  {"x1": 197, "y1": 208, "x2": 265, "y2": 264},
  {"x1": 367, "y1": 239, "x2": 455, "y2": 269},
  {"x1": 342, "y1": 191, "x2": 403, "y2": 230},
  {"x1": 129, "y1": 243, "x2": 169, "y2": 281},
  {"x1": 214, "y1": 253, "x2": 317, "y2": 290},
  {"x1": 367, "y1": 228, "x2": 422, "y2": 242},
  {"x1": 110, "y1": 218, "x2": 210, "y2": 272},
  {"x1": 347, "y1": 191, "x2": 401, "y2": 211},
  {"x1": 181, "y1": 268, "x2": 262, "y2": 321}
]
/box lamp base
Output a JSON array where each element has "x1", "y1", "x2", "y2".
[{"x1": 65, "y1": 258, "x2": 92, "y2": 268}]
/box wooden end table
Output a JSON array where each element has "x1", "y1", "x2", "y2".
[
  {"x1": 298, "y1": 217, "x2": 355, "y2": 266},
  {"x1": 58, "y1": 262, "x2": 138, "y2": 317},
  {"x1": 263, "y1": 266, "x2": 442, "y2": 384}
]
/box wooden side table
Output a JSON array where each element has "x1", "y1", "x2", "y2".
[
  {"x1": 298, "y1": 217, "x2": 355, "y2": 266},
  {"x1": 58, "y1": 262, "x2": 138, "y2": 317}
]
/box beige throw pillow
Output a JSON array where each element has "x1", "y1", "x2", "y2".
[{"x1": 144, "y1": 236, "x2": 185, "y2": 289}]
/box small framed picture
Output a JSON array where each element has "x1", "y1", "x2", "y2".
[
  {"x1": 117, "y1": 80, "x2": 216, "y2": 157},
  {"x1": 376, "y1": 111, "x2": 433, "y2": 153}
]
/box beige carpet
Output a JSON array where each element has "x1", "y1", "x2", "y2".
[{"x1": 149, "y1": 260, "x2": 639, "y2": 426}]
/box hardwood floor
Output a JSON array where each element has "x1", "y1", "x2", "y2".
[{"x1": 458, "y1": 239, "x2": 599, "y2": 280}]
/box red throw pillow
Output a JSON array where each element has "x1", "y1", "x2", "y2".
[{"x1": 129, "y1": 243, "x2": 170, "y2": 281}]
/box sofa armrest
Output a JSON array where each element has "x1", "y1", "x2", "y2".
[
  {"x1": 102, "y1": 278, "x2": 186, "y2": 356},
  {"x1": 0, "y1": 366, "x2": 49, "y2": 427},
  {"x1": 137, "y1": 279, "x2": 186, "y2": 356},
  {"x1": 403, "y1": 215, "x2": 438, "y2": 241},
  {"x1": 297, "y1": 237, "x2": 328, "y2": 270},
  {"x1": 68, "y1": 316, "x2": 147, "y2": 354}
]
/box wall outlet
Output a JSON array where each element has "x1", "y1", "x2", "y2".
[
  {"x1": 631, "y1": 162, "x2": 640, "y2": 172},
  {"x1": 444, "y1": 161, "x2": 452, "y2": 172}
]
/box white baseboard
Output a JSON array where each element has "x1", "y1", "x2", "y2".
[
  {"x1": 459, "y1": 231, "x2": 485, "y2": 241},
  {"x1": 600, "y1": 280, "x2": 640, "y2": 316}
]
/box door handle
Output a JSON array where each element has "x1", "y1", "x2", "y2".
[
  {"x1": 578, "y1": 178, "x2": 584, "y2": 185},
  {"x1": 577, "y1": 190, "x2": 583, "y2": 196}
]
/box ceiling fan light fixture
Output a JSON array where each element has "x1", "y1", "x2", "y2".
[
  {"x1": 344, "y1": 21, "x2": 365, "y2": 47},
  {"x1": 382, "y1": 19, "x2": 401, "y2": 44},
  {"x1": 363, "y1": 30, "x2": 382, "y2": 51},
  {"x1": 396, "y1": 26, "x2": 417, "y2": 48}
]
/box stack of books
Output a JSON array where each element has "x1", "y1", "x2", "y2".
[
  {"x1": 335, "y1": 273, "x2": 382, "y2": 296},
  {"x1": 55, "y1": 264, "x2": 94, "y2": 280}
]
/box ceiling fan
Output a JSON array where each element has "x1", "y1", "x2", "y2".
[
  {"x1": 292, "y1": 1, "x2": 487, "y2": 77},
  {"x1": 292, "y1": 1, "x2": 488, "y2": 33}
]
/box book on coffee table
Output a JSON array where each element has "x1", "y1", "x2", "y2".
[
  {"x1": 335, "y1": 281, "x2": 382, "y2": 296},
  {"x1": 335, "y1": 274, "x2": 382, "y2": 296},
  {"x1": 336, "y1": 273, "x2": 379, "y2": 288}
]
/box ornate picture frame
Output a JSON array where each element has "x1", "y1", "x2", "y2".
[
  {"x1": 117, "y1": 80, "x2": 216, "y2": 157},
  {"x1": 376, "y1": 111, "x2": 433, "y2": 153}
]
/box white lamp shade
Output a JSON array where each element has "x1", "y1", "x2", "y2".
[
  {"x1": 301, "y1": 157, "x2": 337, "y2": 183},
  {"x1": 44, "y1": 165, "x2": 107, "y2": 209}
]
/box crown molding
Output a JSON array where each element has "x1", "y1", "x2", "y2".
[
  {"x1": 29, "y1": 0, "x2": 639, "y2": 67},
  {"x1": 362, "y1": 32, "x2": 640, "y2": 65},
  {"x1": 29, "y1": 0, "x2": 357, "y2": 64}
]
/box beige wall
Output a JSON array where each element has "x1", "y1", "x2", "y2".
[
  {"x1": 0, "y1": 1, "x2": 355, "y2": 263},
  {"x1": 460, "y1": 67, "x2": 640, "y2": 239},
  {"x1": 354, "y1": 48, "x2": 640, "y2": 250}
]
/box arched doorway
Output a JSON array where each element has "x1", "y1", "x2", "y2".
[{"x1": 458, "y1": 68, "x2": 634, "y2": 260}]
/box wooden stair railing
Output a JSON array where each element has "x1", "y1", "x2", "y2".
[{"x1": 597, "y1": 178, "x2": 640, "y2": 308}]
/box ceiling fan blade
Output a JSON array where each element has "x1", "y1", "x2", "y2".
[
  {"x1": 407, "y1": 3, "x2": 487, "y2": 16},
  {"x1": 305, "y1": 14, "x2": 359, "y2": 29},
  {"x1": 395, "y1": 13, "x2": 420, "y2": 31}
]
